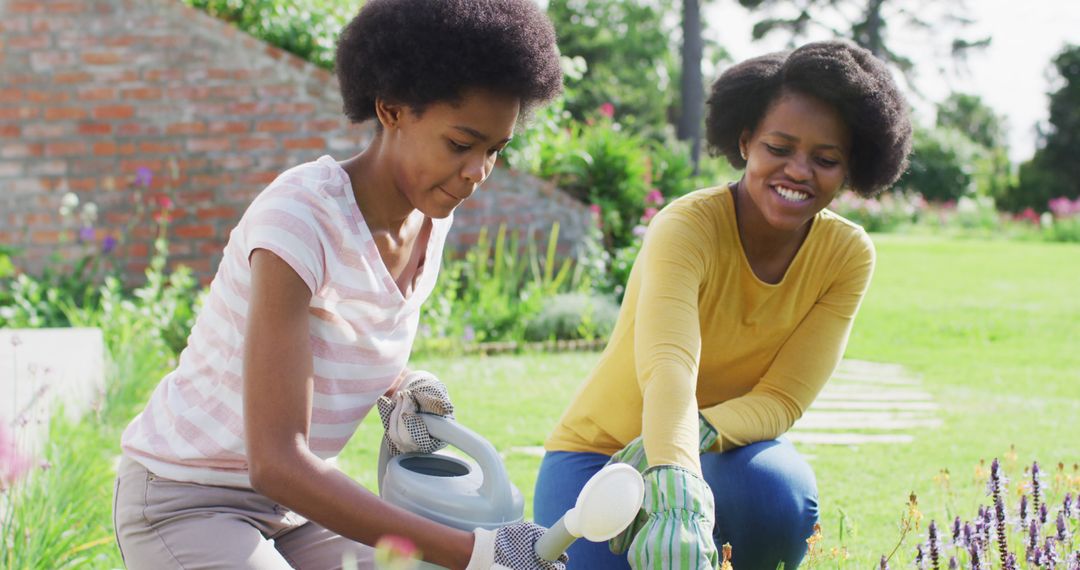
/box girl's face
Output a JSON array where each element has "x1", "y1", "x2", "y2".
[
  {"x1": 738, "y1": 90, "x2": 852, "y2": 233},
  {"x1": 384, "y1": 89, "x2": 520, "y2": 219}
]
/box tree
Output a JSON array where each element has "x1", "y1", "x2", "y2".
[
  {"x1": 735, "y1": 0, "x2": 990, "y2": 92},
  {"x1": 936, "y1": 93, "x2": 1007, "y2": 150},
  {"x1": 678, "y1": 0, "x2": 705, "y2": 173},
  {"x1": 546, "y1": 0, "x2": 677, "y2": 135},
  {"x1": 1008, "y1": 44, "x2": 1080, "y2": 211}
]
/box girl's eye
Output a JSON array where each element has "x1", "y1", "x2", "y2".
[
  {"x1": 448, "y1": 140, "x2": 471, "y2": 152},
  {"x1": 817, "y1": 157, "x2": 840, "y2": 167}
]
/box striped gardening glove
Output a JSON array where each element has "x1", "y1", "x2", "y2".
[
  {"x1": 376, "y1": 370, "x2": 454, "y2": 456},
  {"x1": 607, "y1": 414, "x2": 718, "y2": 555},
  {"x1": 627, "y1": 466, "x2": 718, "y2": 570}
]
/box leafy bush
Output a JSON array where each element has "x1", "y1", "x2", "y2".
[
  {"x1": 183, "y1": 0, "x2": 351, "y2": 69},
  {"x1": 416, "y1": 223, "x2": 601, "y2": 354},
  {"x1": 897, "y1": 127, "x2": 981, "y2": 203},
  {"x1": 523, "y1": 292, "x2": 619, "y2": 342}
]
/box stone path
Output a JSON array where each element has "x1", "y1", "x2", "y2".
[
  {"x1": 508, "y1": 358, "x2": 937, "y2": 457},
  {"x1": 787, "y1": 358, "x2": 939, "y2": 445}
]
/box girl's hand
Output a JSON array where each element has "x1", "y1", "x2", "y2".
[
  {"x1": 467, "y1": 522, "x2": 568, "y2": 570},
  {"x1": 377, "y1": 370, "x2": 455, "y2": 456}
]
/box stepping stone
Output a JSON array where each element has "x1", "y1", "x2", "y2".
[
  {"x1": 790, "y1": 359, "x2": 937, "y2": 446},
  {"x1": 0, "y1": 328, "x2": 105, "y2": 459}
]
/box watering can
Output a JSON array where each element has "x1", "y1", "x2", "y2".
[
  {"x1": 378, "y1": 415, "x2": 645, "y2": 568},
  {"x1": 378, "y1": 414, "x2": 525, "y2": 569}
]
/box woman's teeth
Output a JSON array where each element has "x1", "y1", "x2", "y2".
[{"x1": 775, "y1": 185, "x2": 810, "y2": 202}]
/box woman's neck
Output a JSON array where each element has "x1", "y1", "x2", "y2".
[{"x1": 730, "y1": 180, "x2": 812, "y2": 282}]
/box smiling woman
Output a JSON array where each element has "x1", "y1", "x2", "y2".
[
  {"x1": 112, "y1": 1, "x2": 565, "y2": 569},
  {"x1": 535, "y1": 40, "x2": 914, "y2": 570}
]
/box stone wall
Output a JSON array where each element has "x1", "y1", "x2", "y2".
[{"x1": 0, "y1": 0, "x2": 590, "y2": 284}]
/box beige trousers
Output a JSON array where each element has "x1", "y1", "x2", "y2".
[{"x1": 113, "y1": 456, "x2": 375, "y2": 569}]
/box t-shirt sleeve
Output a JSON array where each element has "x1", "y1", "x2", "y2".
[
  {"x1": 634, "y1": 205, "x2": 713, "y2": 474},
  {"x1": 700, "y1": 230, "x2": 876, "y2": 450},
  {"x1": 241, "y1": 190, "x2": 328, "y2": 294}
]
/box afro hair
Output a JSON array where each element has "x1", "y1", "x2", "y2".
[
  {"x1": 335, "y1": 0, "x2": 563, "y2": 124},
  {"x1": 705, "y1": 40, "x2": 913, "y2": 197}
]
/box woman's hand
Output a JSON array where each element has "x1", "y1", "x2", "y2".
[
  {"x1": 377, "y1": 370, "x2": 455, "y2": 456},
  {"x1": 467, "y1": 522, "x2": 568, "y2": 570}
]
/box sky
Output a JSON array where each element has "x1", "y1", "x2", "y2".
[{"x1": 703, "y1": 0, "x2": 1080, "y2": 162}]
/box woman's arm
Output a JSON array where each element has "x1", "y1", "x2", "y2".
[
  {"x1": 243, "y1": 249, "x2": 473, "y2": 570},
  {"x1": 700, "y1": 236, "x2": 876, "y2": 450},
  {"x1": 632, "y1": 210, "x2": 712, "y2": 475}
]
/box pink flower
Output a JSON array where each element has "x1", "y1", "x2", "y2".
[
  {"x1": 1048, "y1": 196, "x2": 1080, "y2": 218},
  {"x1": 646, "y1": 189, "x2": 664, "y2": 206},
  {"x1": 155, "y1": 194, "x2": 174, "y2": 209},
  {"x1": 599, "y1": 102, "x2": 615, "y2": 119},
  {"x1": 642, "y1": 207, "x2": 659, "y2": 223},
  {"x1": 374, "y1": 535, "x2": 420, "y2": 569},
  {"x1": 1016, "y1": 207, "x2": 1040, "y2": 225},
  {"x1": 1, "y1": 424, "x2": 33, "y2": 487}
]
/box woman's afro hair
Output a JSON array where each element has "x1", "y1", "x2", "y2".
[
  {"x1": 335, "y1": 0, "x2": 563, "y2": 123},
  {"x1": 705, "y1": 40, "x2": 913, "y2": 197}
]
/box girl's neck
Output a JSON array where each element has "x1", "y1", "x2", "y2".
[{"x1": 340, "y1": 139, "x2": 418, "y2": 235}]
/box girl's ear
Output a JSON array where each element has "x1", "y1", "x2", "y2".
[{"x1": 374, "y1": 98, "x2": 405, "y2": 131}]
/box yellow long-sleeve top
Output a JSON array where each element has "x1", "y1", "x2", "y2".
[{"x1": 545, "y1": 185, "x2": 876, "y2": 474}]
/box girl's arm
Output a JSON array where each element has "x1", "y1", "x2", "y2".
[{"x1": 243, "y1": 249, "x2": 474, "y2": 570}]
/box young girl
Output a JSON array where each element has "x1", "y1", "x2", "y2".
[
  {"x1": 534, "y1": 40, "x2": 914, "y2": 570},
  {"x1": 113, "y1": 1, "x2": 565, "y2": 568}
]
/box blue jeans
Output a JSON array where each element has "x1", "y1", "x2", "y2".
[{"x1": 533, "y1": 439, "x2": 818, "y2": 570}]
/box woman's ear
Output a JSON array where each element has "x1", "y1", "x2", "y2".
[
  {"x1": 738, "y1": 130, "x2": 751, "y2": 161},
  {"x1": 374, "y1": 98, "x2": 404, "y2": 131}
]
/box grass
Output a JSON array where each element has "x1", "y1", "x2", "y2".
[
  {"x1": 4, "y1": 234, "x2": 1078, "y2": 567},
  {"x1": 339, "y1": 234, "x2": 1080, "y2": 565}
]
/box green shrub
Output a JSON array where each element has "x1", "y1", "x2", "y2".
[
  {"x1": 524, "y1": 292, "x2": 619, "y2": 342},
  {"x1": 183, "y1": 0, "x2": 352, "y2": 69},
  {"x1": 897, "y1": 127, "x2": 981, "y2": 203}
]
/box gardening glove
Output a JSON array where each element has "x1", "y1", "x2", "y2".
[
  {"x1": 628, "y1": 466, "x2": 719, "y2": 570},
  {"x1": 607, "y1": 413, "x2": 718, "y2": 554},
  {"x1": 376, "y1": 370, "x2": 454, "y2": 456},
  {"x1": 467, "y1": 522, "x2": 568, "y2": 570}
]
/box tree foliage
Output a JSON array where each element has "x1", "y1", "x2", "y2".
[
  {"x1": 1007, "y1": 44, "x2": 1080, "y2": 211},
  {"x1": 735, "y1": 0, "x2": 989, "y2": 92}
]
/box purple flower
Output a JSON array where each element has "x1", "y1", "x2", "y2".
[
  {"x1": 135, "y1": 166, "x2": 153, "y2": 187},
  {"x1": 878, "y1": 555, "x2": 889, "y2": 570},
  {"x1": 78, "y1": 225, "x2": 95, "y2": 243},
  {"x1": 102, "y1": 234, "x2": 117, "y2": 254},
  {"x1": 631, "y1": 224, "x2": 647, "y2": 237},
  {"x1": 947, "y1": 556, "x2": 958, "y2": 570},
  {"x1": 1031, "y1": 461, "x2": 1043, "y2": 511},
  {"x1": 646, "y1": 189, "x2": 664, "y2": 206},
  {"x1": 928, "y1": 520, "x2": 943, "y2": 570},
  {"x1": 462, "y1": 325, "x2": 475, "y2": 343}
]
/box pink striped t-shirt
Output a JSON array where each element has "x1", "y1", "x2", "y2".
[{"x1": 121, "y1": 155, "x2": 452, "y2": 488}]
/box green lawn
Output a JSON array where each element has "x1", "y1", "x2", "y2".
[{"x1": 339, "y1": 234, "x2": 1080, "y2": 565}]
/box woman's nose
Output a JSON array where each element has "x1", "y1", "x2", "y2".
[
  {"x1": 461, "y1": 154, "x2": 493, "y2": 185},
  {"x1": 783, "y1": 153, "x2": 812, "y2": 181}
]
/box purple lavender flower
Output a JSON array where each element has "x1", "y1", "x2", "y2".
[
  {"x1": 947, "y1": 556, "x2": 958, "y2": 570},
  {"x1": 1043, "y1": 537, "x2": 1058, "y2": 568},
  {"x1": 1004, "y1": 552, "x2": 1018, "y2": 570},
  {"x1": 78, "y1": 225, "x2": 95, "y2": 243},
  {"x1": 928, "y1": 520, "x2": 943, "y2": 570},
  {"x1": 1065, "y1": 493, "x2": 1075, "y2": 520},
  {"x1": 1057, "y1": 511, "x2": 1070, "y2": 543},
  {"x1": 951, "y1": 516, "x2": 962, "y2": 546},
  {"x1": 879, "y1": 555, "x2": 890, "y2": 570},
  {"x1": 1032, "y1": 461, "x2": 1043, "y2": 513},
  {"x1": 1039, "y1": 502, "x2": 1049, "y2": 525},
  {"x1": 102, "y1": 234, "x2": 117, "y2": 254},
  {"x1": 914, "y1": 543, "x2": 927, "y2": 570},
  {"x1": 993, "y1": 476, "x2": 1011, "y2": 566},
  {"x1": 135, "y1": 166, "x2": 154, "y2": 187},
  {"x1": 1068, "y1": 552, "x2": 1080, "y2": 570},
  {"x1": 462, "y1": 325, "x2": 475, "y2": 343},
  {"x1": 1027, "y1": 518, "x2": 1040, "y2": 563},
  {"x1": 1019, "y1": 495, "x2": 1030, "y2": 532},
  {"x1": 969, "y1": 542, "x2": 983, "y2": 570}
]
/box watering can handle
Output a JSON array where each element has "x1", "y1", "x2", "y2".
[{"x1": 376, "y1": 415, "x2": 516, "y2": 520}]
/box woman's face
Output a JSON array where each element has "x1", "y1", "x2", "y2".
[
  {"x1": 738, "y1": 90, "x2": 851, "y2": 233},
  {"x1": 383, "y1": 89, "x2": 520, "y2": 219}
]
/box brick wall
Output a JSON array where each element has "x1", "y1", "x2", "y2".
[{"x1": 0, "y1": 0, "x2": 590, "y2": 285}]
